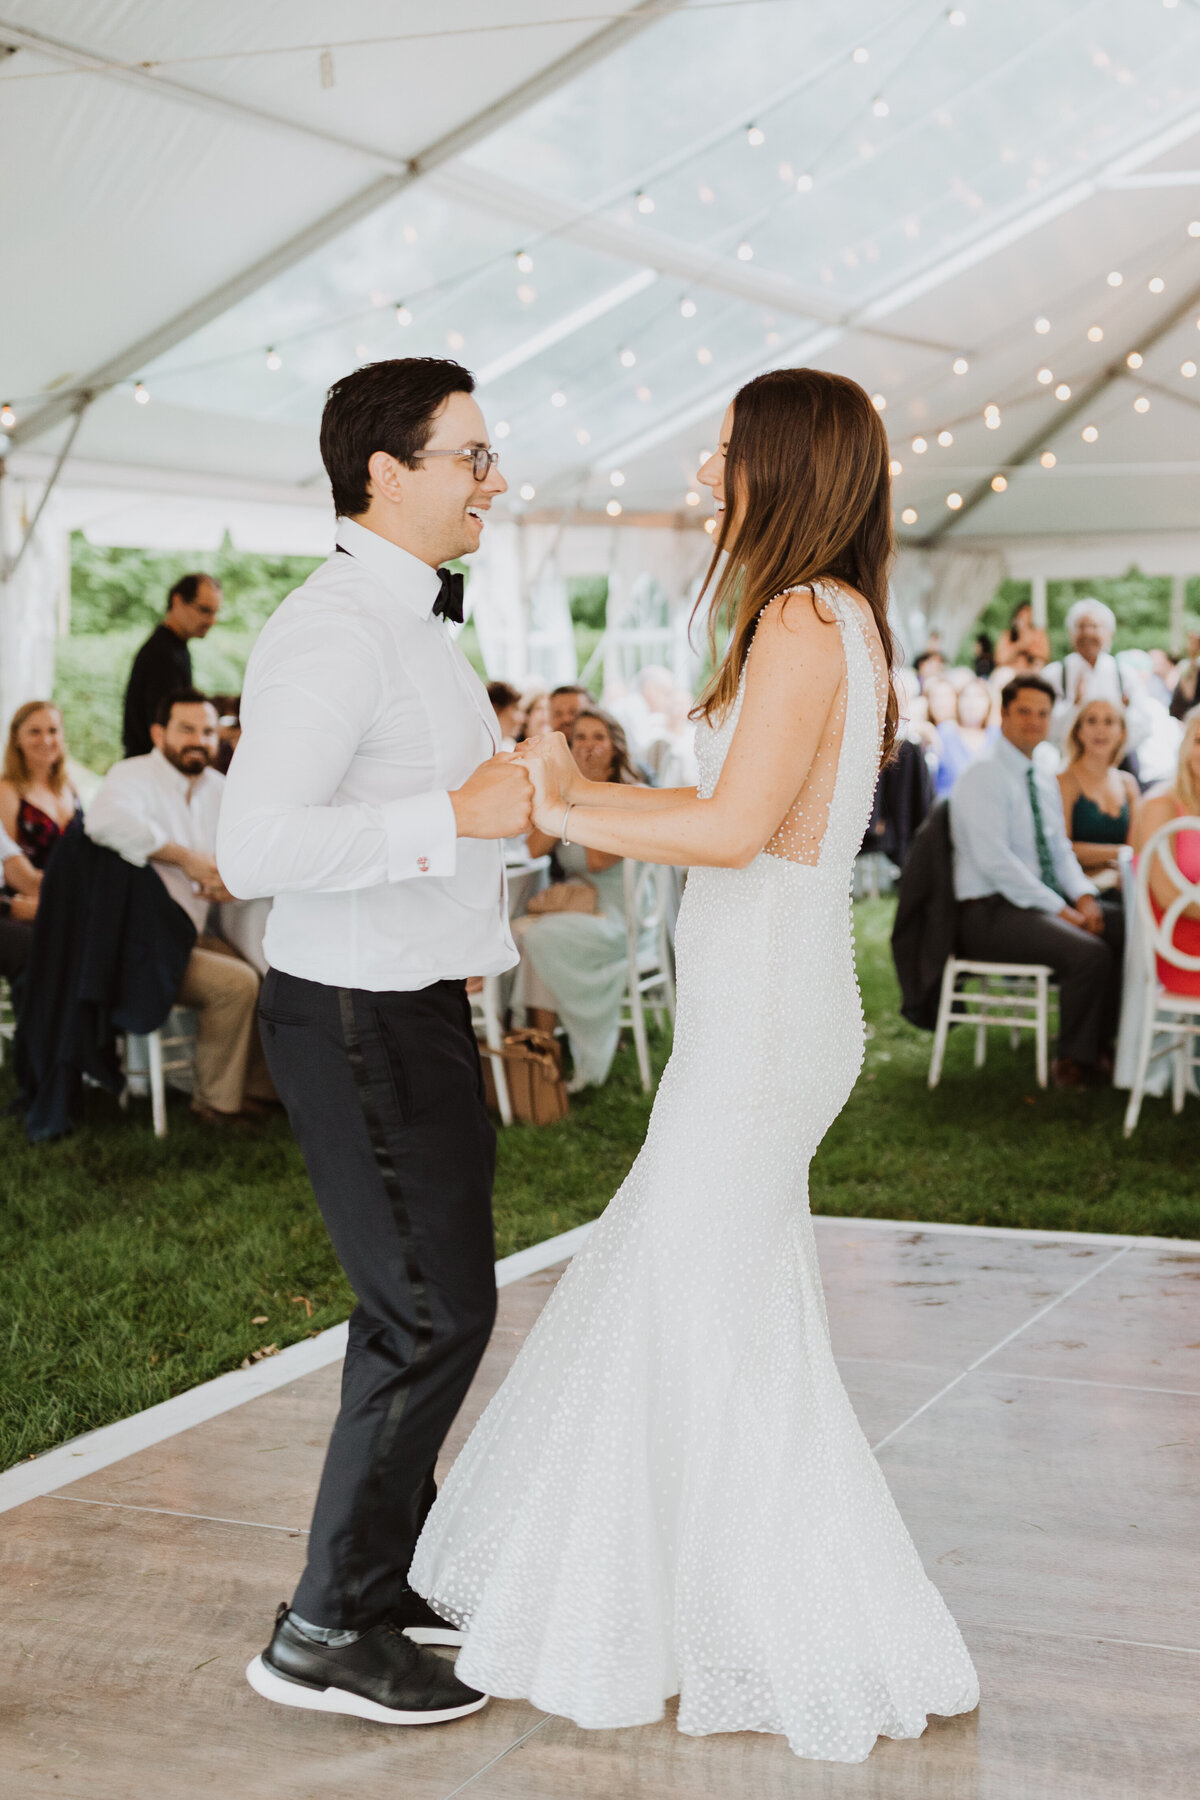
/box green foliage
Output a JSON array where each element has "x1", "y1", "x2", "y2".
[
  {"x1": 568, "y1": 575, "x2": 609, "y2": 630},
  {"x1": 974, "y1": 569, "x2": 1194, "y2": 665},
  {"x1": 68, "y1": 531, "x2": 322, "y2": 636}
]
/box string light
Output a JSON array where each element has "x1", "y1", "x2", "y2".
[
  {"x1": 1054, "y1": 383, "x2": 1071, "y2": 400},
  {"x1": 265, "y1": 347, "x2": 282, "y2": 370},
  {"x1": 447, "y1": 331, "x2": 465, "y2": 350},
  {"x1": 698, "y1": 183, "x2": 715, "y2": 203},
  {"x1": 1040, "y1": 451, "x2": 1056, "y2": 467},
  {"x1": 619, "y1": 348, "x2": 637, "y2": 367},
  {"x1": 517, "y1": 284, "x2": 536, "y2": 305},
  {"x1": 889, "y1": 459, "x2": 903, "y2": 476},
  {"x1": 991, "y1": 474, "x2": 1007, "y2": 491},
  {"x1": 1182, "y1": 361, "x2": 1198, "y2": 378},
  {"x1": 575, "y1": 427, "x2": 591, "y2": 445},
  {"x1": 1107, "y1": 270, "x2": 1123, "y2": 287},
  {"x1": 1037, "y1": 367, "x2": 1053, "y2": 384},
  {"x1": 680, "y1": 298, "x2": 697, "y2": 318},
  {"x1": 952, "y1": 356, "x2": 969, "y2": 374},
  {"x1": 984, "y1": 404, "x2": 1001, "y2": 429},
  {"x1": 134, "y1": 382, "x2": 149, "y2": 404},
  {"x1": 636, "y1": 385, "x2": 652, "y2": 402},
  {"x1": 796, "y1": 173, "x2": 813, "y2": 192},
  {"x1": 1081, "y1": 425, "x2": 1099, "y2": 442},
  {"x1": 607, "y1": 499, "x2": 623, "y2": 517},
  {"x1": 1087, "y1": 325, "x2": 1104, "y2": 342},
  {"x1": 0, "y1": 403, "x2": 15, "y2": 429},
  {"x1": 937, "y1": 429, "x2": 954, "y2": 446},
  {"x1": 516, "y1": 251, "x2": 534, "y2": 273},
  {"x1": 636, "y1": 191, "x2": 655, "y2": 214},
  {"x1": 872, "y1": 97, "x2": 889, "y2": 117},
  {"x1": 747, "y1": 125, "x2": 765, "y2": 146},
  {"x1": 912, "y1": 435, "x2": 928, "y2": 453},
  {"x1": 1189, "y1": 221, "x2": 1200, "y2": 238},
  {"x1": 737, "y1": 242, "x2": 754, "y2": 261},
  {"x1": 704, "y1": 517, "x2": 717, "y2": 534},
  {"x1": 550, "y1": 390, "x2": 566, "y2": 407},
  {"x1": 697, "y1": 346, "x2": 713, "y2": 364},
  {"x1": 1127, "y1": 351, "x2": 1143, "y2": 369},
  {"x1": 519, "y1": 482, "x2": 536, "y2": 500},
  {"x1": 610, "y1": 470, "x2": 625, "y2": 487},
  {"x1": 852, "y1": 45, "x2": 869, "y2": 63},
  {"x1": 1134, "y1": 395, "x2": 1151, "y2": 412},
  {"x1": 778, "y1": 161, "x2": 794, "y2": 182},
  {"x1": 1149, "y1": 276, "x2": 1165, "y2": 294},
  {"x1": 948, "y1": 8, "x2": 967, "y2": 22},
  {"x1": 395, "y1": 304, "x2": 412, "y2": 326},
  {"x1": 1034, "y1": 316, "x2": 1051, "y2": 334},
  {"x1": 901, "y1": 507, "x2": 918, "y2": 523},
  {"x1": 495, "y1": 420, "x2": 511, "y2": 438},
  {"x1": 685, "y1": 491, "x2": 701, "y2": 506},
  {"x1": 871, "y1": 392, "x2": 887, "y2": 411},
  {"x1": 946, "y1": 492, "x2": 963, "y2": 509}
]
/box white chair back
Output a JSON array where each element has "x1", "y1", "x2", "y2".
[
  {"x1": 1134, "y1": 816, "x2": 1200, "y2": 978},
  {"x1": 620, "y1": 860, "x2": 676, "y2": 1092}
]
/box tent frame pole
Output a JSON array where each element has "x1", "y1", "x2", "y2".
[{"x1": 1, "y1": 395, "x2": 90, "y2": 582}]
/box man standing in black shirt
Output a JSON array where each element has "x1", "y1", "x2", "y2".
[{"x1": 122, "y1": 573, "x2": 222, "y2": 758}]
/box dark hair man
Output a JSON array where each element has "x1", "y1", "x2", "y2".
[
  {"x1": 950, "y1": 673, "x2": 1124, "y2": 1087},
  {"x1": 218, "y1": 358, "x2": 528, "y2": 1727},
  {"x1": 549, "y1": 683, "x2": 592, "y2": 735},
  {"x1": 122, "y1": 573, "x2": 222, "y2": 759}
]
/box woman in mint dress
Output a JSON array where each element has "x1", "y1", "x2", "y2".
[
  {"x1": 1057, "y1": 697, "x2": 1138, "y2": 886},
  {"x1": 511, "y1": 709, "x2": 643, "y2": 1090}
]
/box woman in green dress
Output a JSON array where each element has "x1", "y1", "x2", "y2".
[{"x1": 1057, "y1": 697, "x2": 1139, "y2": 889}]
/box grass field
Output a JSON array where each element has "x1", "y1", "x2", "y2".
[{"x1": 2, "y1": 898, "x2": 1196, "y2": 1470}]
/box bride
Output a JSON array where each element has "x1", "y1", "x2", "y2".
[{"x1": 410, "y1": 367, "x2": 980, "y2": 1763}]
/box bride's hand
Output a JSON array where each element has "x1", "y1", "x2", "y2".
[
  {"x1": 516, "y1": 735, "x2": 571, "y2": 835},
  {"x1": 513, "y1": 731, "x2": 583, "y2": 806}
]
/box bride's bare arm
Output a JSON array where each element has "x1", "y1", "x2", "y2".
[
  {"x1": 513, "y1": 734, "x2": 695, "y2": 813},
  {"x1": 525, "y1": 594, "x2": 845, "y2": 868}
]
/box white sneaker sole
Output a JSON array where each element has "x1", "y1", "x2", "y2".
[
  {"x1": 403, "y1": 1625, "x2": 465, "y2": 1648},
  {"x1": 245, "y1": 1654, "x2": 487, "y2": 1725}
]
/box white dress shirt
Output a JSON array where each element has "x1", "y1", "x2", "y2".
[
  {"x1": 0, "y1": 819, "x2": 21, "y2": 865},
  {"x1": 217, "y1": 517, "x2": 516, "y2": 992},
  {"x1": 85, "y1": 750, "x2": 225, "y2": 934},
  {"x1": 950, "y1": 734, "x2": 1097, "y2": 914}
]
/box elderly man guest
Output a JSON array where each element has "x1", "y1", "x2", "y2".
[
  {"x1": 123, "y1": 573, "x2": 222, "y2": 759},
  {"x1": 1044, "y1": 598, "x2": 1142, "y2": 762},
  {"x1": 951, "y1": 674, "x2": 1124, "y2": 1087},
  {"x1": 87, "y1": 687, "x2": 274, "y2": 1125}
]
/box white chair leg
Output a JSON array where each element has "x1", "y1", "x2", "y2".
[
  {"x1": 480, "y1": 976, "x2": 512, "y2": 1128},
  {"x1": 1123, "y1": 999, "x2": 1158, "y2": 1138},
  {"x1": 147, "y1": 1029, "x2": 167, "y2": 1139},
  {"x1": 1173, "y1": 1025, "x2": 1188, "y2": 1114},
  {"x1": 1035, "y1": 970, "x2": 1049, "y2": 1090},
  {"x1": 974, "y1": 976, "x2": 988, "y2": 1068},
  {"x1": 629, "y1": 980, "x2": 652, "y2": 1093},
  {"x1": 928, "y1": 960, "x2": 956, "y2": 1089}
]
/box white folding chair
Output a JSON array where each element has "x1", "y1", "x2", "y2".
[
  {"x1": 1123, "y1": 816, "x2": 1200, "y2": 1137},
  {"x1": 470, "y1": 976, "x2": 513, "y2": 1127},
  {"x1": 620, "y1": 861, "x2": 677, "y2": 1093},
  {"x1": 928, "y1": 957, "x2": 1055, "y2": 1090},
  {"x1": 120, "y1": 1009, "x2": 198, "y2": 1139},
  {"x1": 0, "y1": 974, "x2": 15, "y2": 1067}
]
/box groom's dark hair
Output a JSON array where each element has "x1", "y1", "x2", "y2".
[{"x1": 321, "y1": 358, "x2": 476, "y2": 518}]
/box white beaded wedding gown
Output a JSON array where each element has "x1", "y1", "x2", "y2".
[{"x1": 410, "y1": 582, "x2": 980, "y2": 1762}]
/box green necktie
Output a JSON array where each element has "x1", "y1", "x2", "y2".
[{"x1": 1026, "y1": 765, "x2": 1062, "y2": 898}]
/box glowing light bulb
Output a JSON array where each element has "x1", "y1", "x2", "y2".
[
  {"x1": 889, "y1": 459, "x2": 903, "y2": 476},
  {"x1": 606, "y1": 499, "x2": 623, "y2": 517},
  {"x1": 912, "y1": 436, "x2": 928, "y2": 453},
  {"x1": 1040, "y1": 452, "x2": 1056, "y2": 467},
  {"x1": 619, "y1": 348, "x2": 637, "y2": 368},
  {"x1": 680, "y1": 298, "x2": 697, "y2": 318},
  {"x1": 1149, "y1": 276, "x2": 1165, "y2": 293},
  {"x1": 1037, "y1": 368, "x2": 1054, "y2": 384},
  {"x1": 575, "y1": 427, "x2": 591, "y2": 445},
  {"x1": 901, "y1": 507, "x2": 918, "y2": 524},
  {"x1": 685, "y1": 491, "x2": 700, "y2": 506},
  {"x1": 1081, "y1": 425, "x2": 1099, "y2": 442},
  {"x1": 609, "y1": 470, "x2": 625, "y2": 488},
  {"x1": 852, "y1": 45, "x2": 869, "y2": 63},
  {"x1": 516, "y1": 250, "x2": 534, "y2": 272},
  {"x1": 1127, "y1": 351, "x2": 1143, "y2": 369},
  {"x1": 946, "y1": 492, "x2": 963, "y2": 509},
  {"x1": 736, "y1": 242, "x2": 754, "y2": 261},
  {"x1": 519, "y1": 483, "x2": 536, "y2": 501},
  {"x1": 1034, "y1": 316, "x2": 1051, "y2": 334},
  {"x1": 266, "y1": 347, "x2": 282, "y2": 371},
  {"x1": 948, "y1": 9, "x2": 967, "y2": 24},
  {"x1": 952, "y1": 356, "x2": 969, "y2": 374},
  {"x1": 550, "y1": 390, "x2": 566, "y2": 407},
  {"x1": 698, "y1": 183, "x2": 715, "y2": 203},
  {"x1": 747, "y1": 125, "x2": 765, "y2": 146},
  {"x1": 1182, "y1": 361, "x2": 1197, "y2": 378},
  {"x1": 446, "y1": 331, "x2": 465, "y2": 350},
  {"x1": 796, "y1": 172, "x2": 813, "y2": 192},
  {"x1": 1054, "y1": 383, "x2": 1071, "y2": 400},
  {"x1": 636, "y1": 191, "x2": 655, "y2": 214},
  {"x1": 1107, "y1": 270, "x2": 1123, "y2": 287},
  {"x1": 697, "y1": 346, "x2": 713, "y2": 365},
  {"x1": 517, "y1": 284, "x2": 536, "y2": 305},
  {"x1": 134, "y1": 382, "x2": 149, "y2": 404},
  {"x1": 395, "y1": 304, "x2": 412, "y2": 326},
  {"x1": 636, "y1": 385, "x2": 652, "y2": 402},
  {"x1": 991, "y1": 474, "x2": 1007, "y2": 492},
  {"x1": 495, "y1": 420, "x2": 511, "y2": 438},
  {"x1": 0, "y1": 403, "x2": 15, "y2": 429},
  {"x1": 1087, "y1": 325, "x2": 1104, "y2": 343},
  {"x1": 937, "y1": 430, "x2": 954, "y2": 446},
  {"x1": 871, "y1": 393, "x2": 887, "y2": 411},
  {"x1": 872, "y1": 97, "x2": 889, "y2": 117},
  {"x1": 1189, "y1": 221, "x2": 1200, "y2": 238},
  {"x1": 704, "y1": 517, "x2": 717, "y2": 534},
  {"x1": 1134, "y1": 395, "x2": 1151, "y2": 412}
]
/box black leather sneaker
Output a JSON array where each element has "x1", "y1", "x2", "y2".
[
  {"x1": 392, "y1": 1585, "x2": 465, "y2": 1648},
  {"x1": 246, "y1": 1605, "x2": 487, "y2": 1725}
]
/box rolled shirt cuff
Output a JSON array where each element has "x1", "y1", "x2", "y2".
[{"x1": 382, "y1": 788, "x2": 457, "y2": 881}]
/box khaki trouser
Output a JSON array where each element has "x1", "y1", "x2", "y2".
[{"x1": 177, "y1": 935, "x2": 275, "y2": 1114}]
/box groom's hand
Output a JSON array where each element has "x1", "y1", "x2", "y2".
[{"x1": 450, "y1": 753, "x2": 533, "y2": 838}]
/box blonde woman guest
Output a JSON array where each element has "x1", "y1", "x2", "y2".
[
  {"x1": 0, "y1": 701, "x2": 82, "y2": 875},
  {"x1": 1132, "y1": 708, "x2": 1200, "y2": 998},
  {"x1": 1058, "y1": 699, "x2": 1138, "y2": 881},
  {"x1": 512, "y1": 707, "x2": 640, "y2": 1089}
]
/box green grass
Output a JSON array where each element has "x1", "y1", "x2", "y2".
[{"x1": 2, "y1": 899, "x2": 1196, "y2": 1470}]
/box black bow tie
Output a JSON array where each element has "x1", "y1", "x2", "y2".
[{"x1": 433, "y1": 567, "x2": 464, "y2": 624}]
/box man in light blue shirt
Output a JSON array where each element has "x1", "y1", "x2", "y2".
[{"x1": 951, "y1": 674, "x2": 1124, "y2": 1084}]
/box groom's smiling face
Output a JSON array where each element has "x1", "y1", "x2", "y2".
[{"x1": 365, "y1": 391, "x2": 508, "y2": 567}]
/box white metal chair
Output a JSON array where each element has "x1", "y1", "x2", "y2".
[
  {"x1": 120, "y1": 1009, "x2": 198, "y2": 1139},
  {"x1": 0, "y1": 974, "x2": 15, "y2": 1066},
  {"x1": 1123, "y1": 816, "x2": 1200, "y2": 1137},
  {"x1": 620, "y1": 860, "x2": 676, "y2": 1093},
  {"x1": 928, "y1": 958, "x2": 1055, "y2": 1090},
  {"x1": 470, "y1": 976, "x2": 513, "y2": 1127}
]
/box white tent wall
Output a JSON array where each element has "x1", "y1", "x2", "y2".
[{"x1": 0, "y1": 478, "x2": 68, "y2": 735}]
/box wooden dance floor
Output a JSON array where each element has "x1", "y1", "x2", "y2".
[{"x1": 3, "y1": 1217, "x2": 1198, "y2": 1799}]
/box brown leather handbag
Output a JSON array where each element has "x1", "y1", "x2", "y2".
[
  {"x1": 479, "y1": 1028, "x2": 569, "y2": 1124},
  {"x1": 525, "y1": 879, "x2": 598, "y2": 915}
]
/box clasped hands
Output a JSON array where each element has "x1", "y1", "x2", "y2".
[{"x1": 451, "y1": 733, "x2": 581, "y2": 840}]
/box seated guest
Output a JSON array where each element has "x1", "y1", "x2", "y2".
[
  {"x1": 516, "y1": 683, "x2": 551, "y2": 743},
  {"x1": 951, "y1": 675, "x2": 1123, "y2": 1087},
  {"x1": 994, "y1": 598, "x2": 1050, "y2": 671},
  {"x1": 487, "y1": 680, "x2": 525, "y2": 749},
  {"x1": 1169, "y1": 619, "x2": 1200, "y2": 719},
  {"x1": 1045, "y1": 599, "x2": 1137, "y2": 755},
  {"x1": 85, "y1": 688, "x2": 275, "y2": 1126},
  {"x1": 913, "y1": 647, "x2": 946, "y2": 688},
  {"x1": 511, "y1": 707, "x2": 641, "y2": 1091},
  {"x1": 930, "y1": 677, "x2": 998, "y2": 797},
  {"x1": 549, "y1": 683, "x2": 593, "y2": 736},
  {"x1": 0, "y1": 700, "x2": 83, "y2": 870},
  {"x1": 1132, "y1": 708, "x2": 1200, "y2": 998},
  {"x1": 122, "y1": 572, "x2": 222, "y2": 759},
  {"x1": 1057, "y1": 699, "x2": 1139, "y2": 886},
  {"x1": 0, "y1": 817, "x2": 37, "y2": 980},
  {"x1": 972, "y1": 631, "x2": 995, "y2": 679}
]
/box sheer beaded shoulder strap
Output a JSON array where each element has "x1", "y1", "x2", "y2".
[{"x1": 762, "y1": 580, "x2": 889, "y2": 870}]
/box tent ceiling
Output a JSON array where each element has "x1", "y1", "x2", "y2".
[{"x1": 4, "y1": 0, "x2": 1200, "y2": 550}]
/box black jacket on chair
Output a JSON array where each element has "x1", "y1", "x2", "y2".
[
  {"x1": 890, "y1": 799, "x2": 957, "y2": 1030},
  {"x1": 862, "y1": 735, "x2": 935, "y2": 867},
  {"x1": 14, "y1": 827, "x2": 196, "y2": 1141}
]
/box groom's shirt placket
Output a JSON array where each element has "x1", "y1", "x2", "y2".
[{"x1": 217, "y1": 515, "x2": 516, "y2": 992}]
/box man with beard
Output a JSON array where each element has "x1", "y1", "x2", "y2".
[{"x1": 86, "y1": 687, "x2": 274, "y2": 1124}]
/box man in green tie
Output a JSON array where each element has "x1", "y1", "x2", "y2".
[{"x1": 950, "y1": 674, "x2": 1124, "y2": 1087}]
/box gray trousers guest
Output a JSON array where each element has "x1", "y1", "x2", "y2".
[{"x1": 957, "y1": 895, "x2": 1124, "y2": 1065}]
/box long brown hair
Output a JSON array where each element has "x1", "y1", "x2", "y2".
[
  {"x1": 3, "y1": 700, "x2": 67, "y2": 795},
  {"x1": 692, "y1": 368, "x2": 899, "y2": 764}
]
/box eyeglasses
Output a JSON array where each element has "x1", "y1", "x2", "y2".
[{"x1": 417, "y1": 446, "x2": 500, "y2": 482}]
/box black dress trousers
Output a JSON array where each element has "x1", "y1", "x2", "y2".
[
  {"x1": 956, "y1": 894, "x2": 1125, "y2": 1066},
  {"x1": 259, "y1": 967, "x2": 497, "y2": 1631}
]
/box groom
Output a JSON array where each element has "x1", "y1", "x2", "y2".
[{"x1": 218, "y1": 358, "x2": 528, "y2": 1725}]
